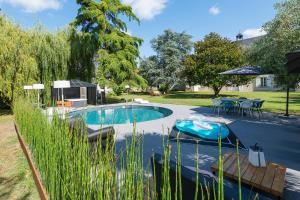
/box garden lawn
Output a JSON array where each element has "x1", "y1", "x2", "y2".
[
  {"x1": 109, "y1": 91, "x2": 300, "y2": 115},
  {"x1": 0, "y1": 110, "x2": 38, "y2": 200}
]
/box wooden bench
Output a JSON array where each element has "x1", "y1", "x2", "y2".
[
  {"x1": 211, "y1": 152, "x2": 286, "y2": 198},
  {"x1": 56, "y1": 101, "x2": 72, "y2": 107}
]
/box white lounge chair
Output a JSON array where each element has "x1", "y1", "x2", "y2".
[{"x1": 133, "y1": 98, "x2": 149, "y2": 104}]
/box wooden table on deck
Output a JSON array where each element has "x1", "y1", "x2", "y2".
[{"x1": 211, "y1": 152, "x2": 286, "y2": 198}]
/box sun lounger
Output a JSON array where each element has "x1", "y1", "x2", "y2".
[
  {"x1": 68, "y1": 118, "x2": 115, "y2": 149},
  {"x1": 87, "y1": 126, "x2": 115, "y2": 144},
  {"x1": 133, "y1": 98, "x2": 149, "y2": 104}
]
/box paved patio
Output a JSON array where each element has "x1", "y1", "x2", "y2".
[{"x1": 85, "y1": 103, "x2": 300, "y2": 199}]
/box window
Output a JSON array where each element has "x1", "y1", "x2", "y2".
[{"x1": 260, "y1": 77, "x2": 267, "y2": 87}]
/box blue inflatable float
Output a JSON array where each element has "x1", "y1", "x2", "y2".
[{"x1": 175, "y1": 117, "x2": 229, "y2": 140}]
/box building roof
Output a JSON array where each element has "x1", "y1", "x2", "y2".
[
  {"x1": 69, "y1": 80, "x2": 96, "y2": 88},
  {"x1": 219, "y1": 66, "x2": 269, "y2": 75},
  {"x1": 238, "y1": 35, "x2": 265, "y2": 46}
]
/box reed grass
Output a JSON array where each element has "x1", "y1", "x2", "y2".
[{"x1": 13, "y1": 99, "x2": 246, "y2": 200}]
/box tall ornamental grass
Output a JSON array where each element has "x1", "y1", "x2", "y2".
[
  {"x1": 14, "y1": 99, "x2": 148, "y2": 199},
  {"x1": 14, "y1": 99, "x2": 245, "y2": 200}
]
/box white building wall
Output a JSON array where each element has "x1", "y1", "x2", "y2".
[{"x1": 189, "y1": 75, "x2": 280, "y2": 92}]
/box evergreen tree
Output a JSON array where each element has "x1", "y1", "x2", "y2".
[{"x1": 73, "y1": 0, "x2": 146, "y2": 96}]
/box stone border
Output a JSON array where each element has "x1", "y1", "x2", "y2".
[{"x1": 14, "y1": 123, "x2": 48, "y2": 200}]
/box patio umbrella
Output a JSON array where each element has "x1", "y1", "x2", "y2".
[
  {"x1": 24, "y1": 85, "x2": 33, "y2": 101},
  {"x1": 284, "y1": 48, "x2": 300, "y2": 116},
  {"x1": 219, "y1": 66, "x2": 266, "y2": 75},
  {"x1": 286, "y1": 48, "x2": 300, "y2": 74},
  {"x1": 32, "y1": 84, "x2": 44, "y2": 108},
  {"x1": 53, "y1": 80, "x2": 71, "y2": 107}
]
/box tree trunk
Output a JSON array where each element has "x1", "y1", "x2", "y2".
[
  {"x1": 213, "y1": 86, "x2": 222, "y2": 96},
  {"x1": 101, "y1": 86, "x2": 106, "y2": 104}
]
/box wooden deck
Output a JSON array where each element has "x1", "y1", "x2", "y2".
[{"x1": 211, "y1": 152, "x2": 286, "y2": 198}]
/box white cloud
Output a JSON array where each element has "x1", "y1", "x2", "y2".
[
  {"x1": 122, "y1": 0, "x2": 168, "y2": 20},
  {"x1": 208, "y1": 6, "x2": 220, "y2": 16},
  {"x1": 122, "y1": 29, "x2": 132, "y2": 35},
  {"x1": 0, "y1": 0, "x2": 61, "y2": 13},
  {"x1": 126, "y1": 29, "x2": 132, "y2": 36},
  {"x1": 243, "y1": 28, "x2": 267, "y2": 39}
]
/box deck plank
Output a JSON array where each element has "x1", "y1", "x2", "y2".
[
  {"x1": 211, "y1": 153, "x2": 231, "y2": 172},
  {"x1": 261, "y1": 163, "x2": 277, "y2": 192},
  {"x1": 242, "y1": 164, "x2": 257, "y2": 184},
  {"x1": 271, "y1": 166, "x2": 286, "y2": 197},
  {"x1": 250, "y1": 166, "x2": 266, "y2": 188},
  {"x1": 240, "y1": 158, "x2": 250, "y2": 176},
  {"x1": 228, "y1": 155, "x2": 247, "y2": 178},
  {"x1": 210, "y1": 152, "x2": 286, "y2": 198},
  {"x1": 222, "y1": 153, "x2": 237, "y2": 173}
]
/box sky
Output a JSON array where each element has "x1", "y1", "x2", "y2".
[{"x1": 0, "y1": 0, "x2": 282, "y2": 57}]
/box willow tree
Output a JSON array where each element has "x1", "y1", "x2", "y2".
[
  {"x1": 73, "y1": 0, "x2": 146, "y2": 96},
  {"x1": 31, "y1": 27, "x2": 70, "y2": 104},
  {"x1": 0, "y1": 14, "x2": 36, "y2": 107},
  {"x1": 68, "y1": 28, "x2": 97, "y2": 82}
]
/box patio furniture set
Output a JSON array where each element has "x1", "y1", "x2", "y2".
[{"x1": 212, "y1": 97, "x2": 264, "y2": 118}]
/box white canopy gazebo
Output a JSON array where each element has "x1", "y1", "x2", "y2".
[
  {"x1": 53, "y1": 80, "x2": 71, "y2": 107},
  {"x1": 32, "y1": 84, "x2": 44, "y2": 108}
]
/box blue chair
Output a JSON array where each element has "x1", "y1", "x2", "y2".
[
  {"x1": 221, "y1": 100, "x2": 235, "y2": 114},
  {"x1": 252, "y1": 100, "x2": 264, "y2": 119}
]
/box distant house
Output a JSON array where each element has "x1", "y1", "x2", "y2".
[{"x1": 190, "y1": 33, "x2": 281, "y2": 92}]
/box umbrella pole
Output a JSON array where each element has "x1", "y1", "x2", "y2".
[
  {"x1": 37, "y1": 90, "x2": 40, "y2": 108},
  {"x1": 285, "y1": 86, "x2": 289, "y2": 117},
  {"x1": 62, "y1": 88, "x2": 64, "y2": 108}
]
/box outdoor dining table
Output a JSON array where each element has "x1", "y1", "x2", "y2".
[{"x1": 220, "y1": 98, "x2": 247, "y2": 102}]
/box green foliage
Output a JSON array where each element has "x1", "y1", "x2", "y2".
[
  {"x1": 13, "y1": 99, "x2": 148, "y2": 199},
  {"x1": 182, "y1": 33, "x2": 250, "y2": 96},
  {"x1": 31, "y1": 26, "x2": 70, "y2": 104},
  {"x1": 0, "y1": 14, "x2": 37, "y2": 107},
  {"x1": 68, "y1": 28, "x2": 97, "y2": 82},
  {"x1": 73, "y1": 0, "x2": 147, "y2": 96},
  {"x1": 158, "y1": 83, "x2": 169, "y2": 94},
  {"x1": 139, "y1": 29, "x2": 193, "y2": 92},
  {"x1": 0, "y1": 15, "x2": 71, "y2": 106},
  {"x1": 246, "y1": 0, "x2": 300, "y2": 88}
]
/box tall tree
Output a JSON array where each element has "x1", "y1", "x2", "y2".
[
  {"x1": 139, "y1": 29, "x2": 193, "y2": 93},
  {"x1": 0, "y1": 15, "x2": 36, "y2": 107},
  {"x1": 73, "y1": 0, "x2": 146, "y2": 96},
  {"x1": 0, "y1": 15, "x2": 71, "y2": 107},
  {"x1": 68, "y1": 28, "x2": 97, "y2": 82},
  {"x1": 182, "y1": 32, "x2": 249, "y2": 96},
  {"x1": 31, "y1": 27, "x2": 70, "y2": 104},
  {"x1": 246, "y1": 0, "x2": 300, "y2": 88}
]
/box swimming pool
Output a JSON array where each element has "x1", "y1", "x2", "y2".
[{"x1": 70, "y1": 105, "x2": 173, "y2": 125}]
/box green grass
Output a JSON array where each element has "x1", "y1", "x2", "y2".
[
  {"x1": 109, "y1": 91, "x2": 300, "y2": 115},
  {"x1": 0, "y1": 110, "x2": 39, "y2": 200}
]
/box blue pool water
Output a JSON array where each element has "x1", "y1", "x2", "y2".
[
  {"x1": 70, "y1": 105, "x2": 173, "y2": 125},
  {"x1": 175, "y1": 119, "x2": 229, "y2": 140}
]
